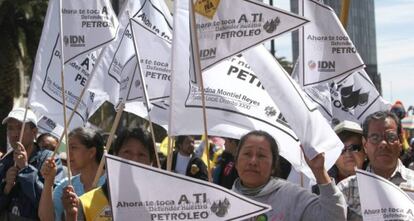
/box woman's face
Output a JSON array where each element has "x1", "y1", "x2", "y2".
[
  {"x1": 68, "y1": 136, "x2": 96, "y2": 171},
  {"x1": 236, "y1": 135, "x2": 273, "y2": 188},
  {"x1": 335, "y1": 135, "x2": 365, "y2": 177},
  {"x1": 117, "y1": 138, "x2": 152, "y2": 165}
]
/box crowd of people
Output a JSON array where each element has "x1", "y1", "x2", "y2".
[{"x1": 1, "y1": 104, "x2": 414, "y2": 221}]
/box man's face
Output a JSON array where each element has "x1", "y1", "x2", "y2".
[
  {"x1": 363, "y1": 117, "x2": 401, "y2": 174},
  {"x1": 6, "y1": 118, "x2": 37, "y2": 149},
  {"x1": 179, "y1": 136, "x2": 195, "y2": 156}
]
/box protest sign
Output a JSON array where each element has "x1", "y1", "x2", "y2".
[
  {"x1": 193, "y1": 0, "x2": 309, "y2": 71},
  {"x1": 29, "y1": 0, "x2": 118, "y2": 130},
  {"x1": 297, "y1": 0, "x2": 364, "y2": 87},
  {"x1": 244, "y1": 45, "x2": 342, "y2": 162},
  {"x1": 36, "y1": 116, "x2": 64, "y2": 140},
  {"x1": 89, "y1": 0, "x2": 172, "y2": 106},
  {"x1": 305, "y1": 69, "x2": 390, "y2": 125},
  {"x1": 106, "y1": 154, "x2": 271, "y2": 220},
  {"x1": 121, "y1": 18, "x2": 172, "y2": 105},
  {"x1": 357, "y1": 169, "x2": 414, "y2": 221}
]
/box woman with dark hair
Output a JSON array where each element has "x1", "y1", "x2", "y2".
[
  {"x1": 62, "y1": 127, "x2": 156, "y2": 221},
  {"x1": 38, "y1": 127, "x2": 106, "y2": 221},
  {"x1": 232, "y1": 130, "x2": 347, "y2": 221}
]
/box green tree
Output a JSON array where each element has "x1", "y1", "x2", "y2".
[{"x1": 0, "y1": 0, "x2": 48, "y2": 151}]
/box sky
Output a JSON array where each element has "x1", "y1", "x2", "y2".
[{"x1": 267, "y1": 0, "x2": 414, "y2": 109}]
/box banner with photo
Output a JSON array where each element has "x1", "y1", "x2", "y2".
[
  {"x1": 106, "y1": 154, "x2": 271, "y2": 220},
  {"x1": 29, "y1": 0, "x2": 118, "y2": 130},
  {"x1": 297, "y1": 0, "x2": 364, "y2": 87},
  {"x1": 357, "y1": 169, "x2": 414, "y2": 221},
  {"x1": 89, "y1": 0, "x2": 173, "y2": 106},
  {"x1": 304, "y1": 70, "x2": 390, "y2": 125}
]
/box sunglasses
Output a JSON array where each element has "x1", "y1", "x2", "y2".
[{"x1": 341, "y1": 144, "x2": 362, "y2": 155}]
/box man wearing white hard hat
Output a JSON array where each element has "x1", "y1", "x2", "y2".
[{"x1": 0, "y1": 108, "x2": 64, "y2": 220}]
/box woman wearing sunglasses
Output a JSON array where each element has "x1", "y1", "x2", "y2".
[
  {"x1": 313, "y1": 121, "x2": 367, "y2": 195},
  {"x1": 331, "y1": 120, "x2": 368, "y2": 184}
]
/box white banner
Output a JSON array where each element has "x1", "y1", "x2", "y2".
[
  {"x1": 171, "y1": 0, "x2": 325, "y2": 175},
  {"x1": 243, "y1": 45, "x2": 342, "y2": 163},
  {"x1": 36, "y1": 116, "x2": 64, "y2": 140},
  {"x1": 298, "y1": 0, "x2": 364, "y2": 87},
  {"x1": 193, "y1": 0, "x2": 309, "y2": 71},
  {"x1": 89, "y1": 0, "x2": 173, "y2": 106},
  {"x1": 357, "y1": 169, "x2": 414, "y2": 221},
  {"x1": 188, "y1": 0, "x2": 309, "y2": 85},
  {"x1": 122, "y1": 18, "x2": 172, "y2": 105},
  {"x1": 106, "y1": 154, "x2": 270, "y2": 221},
  {"x1": 305, "y1": 70, "x2": 390, "y2": 125},
  {"x1": 29, "y1": 0, "x2": 118, "y2": 130}
]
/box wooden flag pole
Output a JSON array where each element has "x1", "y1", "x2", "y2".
[
  {"x1": 92, "y1": 103, "x2": 124, "y2": 188},
  {"x1": 58, "y1": 0, "x2": 72, "y2": 185},
  {"x1": 189, "y1": 0, "x2": 212, "y2": 182},
  {"x1": 340, "y1": 0, "x2": 351, "y2": 28},
  {"x1": 128, "y1": 15, "x2": 161, "y2": 168}
]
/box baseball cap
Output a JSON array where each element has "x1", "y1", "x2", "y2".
[
  {"x1": 2, "y1": 107, "x2": 38, "y2": 127},
  {"x1": 333, "y1": 120, "x2": 362, "y2": 135}
]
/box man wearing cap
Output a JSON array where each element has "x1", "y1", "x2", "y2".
[
  {"x1": 337, "y1": 111, "x2": 414, "y2": 221},
  {"x1": 0, "y1": 108, "x2": 64, "y2": 220}
]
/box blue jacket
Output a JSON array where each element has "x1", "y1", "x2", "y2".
[{"x1": 0, "y1": 144, "x2": 64, "y2": 220}]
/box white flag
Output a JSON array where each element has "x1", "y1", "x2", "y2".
[
  {"x1": 243, "y1": 45, "x2": 342, "y2": 163},
  {"x1": 193, "y1": 0, "x2": 309, "y2": 70},
  {"x1": 29, "y1": 0, "x2": 118, "y2": 130},
  {"x1": 37, "y1": 116, "x2": 64, "y2": 140},
  {"x1": 298, "y1": 0, "x2": 364, "y2": 87},
  {"x1": 122, "y1": 18, "x2": 172, "y2": 105},
  {"x1": 172, "y1": 0, "x2": 323, "y2": 175},
  {"x1": 305, "y1": 70, "x2": 390, "y2": 125},
  {"x1": 89, "y1": 0, "x2": 172, "y2": 106},
  {"x1": 356, "y1": 169, "x2": 414, "y2": 221},
  {"x1": 170, "y1": 54, "x2": 315, "y2": 173},
  {"x1": 187, "y1": 0, "x2": 308, "y2": 85},
  {"x1": 106, "y1": 154, "x2": 271, "y2": 221}
]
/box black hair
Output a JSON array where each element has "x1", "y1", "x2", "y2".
[
  {"x1": 68, "y1": 127, "x2": 104, "y2": 164},
  {"x1": 174, "y1": 135, "x2": 194, "y2": 150},
  {"x1": 362, "y1": 111, "x2": 402, "y2": 139},
  {"x1": 36, "y1": 133, "x2": 59, "y2": 147},
  {"x1": 235, "y1": 130, "x2": 279, "y2": 173},
  {"x1": 114, "y1": 127, "x2": 155, "y2": 163}
]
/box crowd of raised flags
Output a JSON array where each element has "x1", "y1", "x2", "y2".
[{"x1": 1, "y1": 0, "x2": 412, "y2": 220}]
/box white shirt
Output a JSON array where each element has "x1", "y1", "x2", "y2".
[{"x1": 175, "y1": 152, "x2": 191, "y2": 175}]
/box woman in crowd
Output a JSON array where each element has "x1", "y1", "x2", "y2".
[
  {"x1": 38, "y1": 127, "x2": 106, "y2": 221},
  {"x1": 232, "y1": 130, "x2": 347, "y2": 221},
  {"x1": 62, "y1": 127, "x2": 156, "y2": 221}
]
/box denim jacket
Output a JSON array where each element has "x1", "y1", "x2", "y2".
[{"x1": 0, "y1": 144, "x2": 64, "y2": 220}]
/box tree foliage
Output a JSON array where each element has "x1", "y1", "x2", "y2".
[{"x1": 0, "y1": 0, "x2": 48, "y2": 150}]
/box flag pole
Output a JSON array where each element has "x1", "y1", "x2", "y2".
[
  {"x1": 166, "y1": 0, "x2": 179, "y2": 173},
  {"x1": 189, "y1": 0, "x2": 212, "y2": 182},
  {"x1": 51, "y1": 45, "x2": 109, "y2": 157},
  {"x1": 340, "y1": 0, "x2": 351, "y2": 28},
  {"x1": 129, "y1": 15, "x2": 161, "y2": 168},
  {"x1": 58, "y1": 0, "x2": 72, "y2": 186},
  {"x1": 92, "y1": 103, "x2": 124, "y2": 188}
]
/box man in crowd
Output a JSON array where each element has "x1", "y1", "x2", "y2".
[
  {"x1": 36, "y1": 133, "x2": 59, "y2": 152},
  {"x1": 0, "y1": 108, "x2": 64, "y2": 220},
  {"x1": 166, "y1": 135, "x2": 208, "y2": 181},
  {"x1": 338, "y1": 111, "x2": 414, "y2": 220}
]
